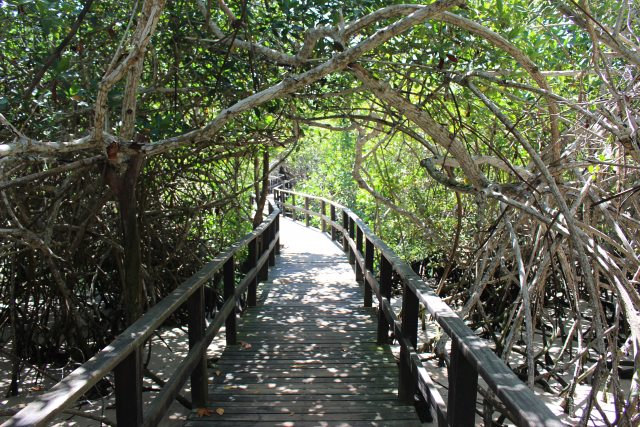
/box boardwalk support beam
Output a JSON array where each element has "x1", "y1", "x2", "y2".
[
  {"x1": 248, "y1": 237, "x2": 258, "y2": 306},
  {"x1": 330, "y1": 205, "x2": 337, "y2": 240},
  {"x1": 342, "y1": 211, "x2": 349, "y2": 252},
  {"x1": 305, "y1": 196, "x2": 310, "y2": 226},
  {"x1": 188, "y1": 285, "x2": 208, "y2": 407},
  {"x1": 364, "y1": 238, "x2": 373, "y2": 307},
  {"x1": 398, "y1": 284, "x2": 419, "y2": 405},
  {"x1": 114, "y1": 347, "x2": 143, "y2": 427},
  {"x1": 448, "y1": 337, "x2": 479, "y2": 427},
  {"x1": 224, "y1": 256, "x2": 237, "y2": 345},
  {"x1": 356, "y1": 225, "x2": 364, "y2": 282}
]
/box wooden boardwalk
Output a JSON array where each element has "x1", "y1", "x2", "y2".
[{"x1": 185, "y1": 216, "x2": 422, "y2": 427}]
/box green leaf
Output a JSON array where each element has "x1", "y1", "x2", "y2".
[
  {"x1": 508, "y1": 27, "x2": 521, "y2": 39},
  {"x1": 57, "y1": 57, "x2": 71, "y2": 73}
]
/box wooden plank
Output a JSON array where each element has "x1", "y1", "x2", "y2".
[
  {"x1": 186, "y1": 420, "x2": 423, "y2": 427},
  {"x1": 196, "y1": 216, "x2": 421, "y2": 427},
  {"x1": 205, "y1": 393, "x2": 403, "y2": 402},
  {"x1": 195, "y1": 402, "x2": 417, "y2": 412},
  {"x1": 2, "y1": 210, "x2": 281, "y2": 427},
  {"x1": 186, "y1": 412, "x2": 418, "y2": 422}
]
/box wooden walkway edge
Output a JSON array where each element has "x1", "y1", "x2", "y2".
[{"x1": 185, "y1": 217, "x2": 422, "y2": 426}]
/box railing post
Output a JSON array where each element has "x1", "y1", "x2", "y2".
[
  {"x1": 377, "y1": 254, "x2": 392, "y2": 344},
  {"x1": 224, "y1": 256, "x2": 237, "y2": 345},
  {"x1": 305, "y1": 196, "x2": 310, "y2": 227},
  {"x1": 330, "y1": 205, "x2": 337, "y2": 241},
  {"x1": 259, "y1": 230, "x2": 269, "y2": 281},
  {"x1": 291, "y1": 194, "x2": 296, "y2": 221},
  {"x1": 348, "y1": 218, "x2": 355, "y2": 265},
  {"x1": 364, "y1": 238, "x2": 373, "y2": 307},
  {"x1": 342, "y1": 211, "x2": 348, "y2": 252},
  {"x1": 356, "y1": 226, "x2": 364, "y2": 282},
  {"x1": 321, "y1": 200, "x2": 326, "y2": 233},
  {"x1": 398, "y1": 283, "x2": 418, "y2": 405},
  {"x1": 447, "y1": 338, "x2": 479, "y2": 427},
  {"x1": 188, "y1": 284, "x2": 208, "y2": 407},
  {"x1": 275, "y1": 212, "x2": 281, "y2": 255},
  {"x1": 114, "y1": 347, "x2": 143, "y2": 427},
  {"x1": 268, "y1": 222, "x2": 276, "y2": 266},
  {"x1": 247, "y1": 237, "x2": 258, "y2": 307}
]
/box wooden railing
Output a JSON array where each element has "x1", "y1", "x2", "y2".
[
  {"x1": 273, "y1": 188, "x2": 563, "y2": 427},
  {"x1": 1, "y1": 208, "x2": 281, "y2": 427}
]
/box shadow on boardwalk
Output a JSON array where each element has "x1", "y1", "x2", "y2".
[{"x1": 185, "y1": 217, "x2": 423, "y2": 426}]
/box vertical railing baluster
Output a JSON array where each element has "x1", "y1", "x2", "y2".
[
  {"x1": 188, "y1": 284, "x2": 207, "y2": 407},
  {"x1": 114, "y1": 347, "x2": 143, "y2": 427},
  {"x1": 377, "y1": 254, "x2": 392, "y2": 344},
  {"x1": 321, "y1": 200, "x2": 326, "y2": 233},
  {"x1": 364, "y1": 238, "x2": 373, "y2": 307},
  {"x1": 247, "y1": 237, "x2": 258, "y2": 307},
  {"x1": 342, "y1": 211, "x2": 348, "y2": 252},
  {"x1": 398, "y1": 284, "x2": 418, "y2": 405},
  {"x1": 356, "y1": 226, "x2": 363, "y2": 282},
  {"x1": 259, "y1": 228, "x2": 269, "y2": 281},
  {"x1": 292, "y1": 194, "x2": 296, "y2": 221},
  {"x1": 305, "y1": 196, "x2": 310, "y2": 227},
  {"x1": 224, "y1": 256, "x2": 237, "y2": 345},
  {"x1": 348, "y1": 218, "x2": 355, "y2": 265},
  {"x1": 268, "y1": 221, "x2": 276, "y2": 267},
  {"x1": 448, "y1": 339, "x2": 479, "y2": 427},
  {"x1": 275, "y1": 212, "x2": 281, "y2": 255},
  {"x1": 330, "y1": 205, "x2": 337, "y2": 241}
]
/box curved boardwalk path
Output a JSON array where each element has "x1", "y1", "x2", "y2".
[{"x1": 185, "y1": 216, "x2": 422, "y2": 427}]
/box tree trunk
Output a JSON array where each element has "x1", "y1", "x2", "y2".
[
  {"x1": 106, "y1": 155, "x2": 145, "y2": 326},
  {"x1": 252, "y1": 150, "x2": 269, "y2": 229}
]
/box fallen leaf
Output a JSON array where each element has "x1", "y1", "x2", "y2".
[
  {"x1": 197, "y1": 407, "x2": 212, "y2": 417},
  {"x1": 223, "y1": 386, "x2": 232, "y2": 390},
  {"x1": 71, "y1": 94, "x2": 83, "y2": 101},
  {"x1": 283, "y1": 279, "x2": 290, "y2": 283},
  {"x1": 215, "y1": 408, "x2": 224, "y2": 415},
  {"x1": 290, "y1": 412, "x2": 295, "y2": 416},
  {"x1": 292, "y1": 364, "x2": 304, "y2": 368},
  {"x1": 239, "y1": 341, "x2": 251, "y2": 349},
  {"x1": 30, "y1": 386, "x2": 42, "y2": 391},
  {"x1": 254, "y1": 390, "x2": 261, "y2": 394},
  {"x1": 215, "y1": 370, "x2": 221, "y2": 376}
]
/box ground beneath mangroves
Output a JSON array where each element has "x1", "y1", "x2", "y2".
[{"x1": 0, "y1": 217, "x2": 630, "y2": 426}]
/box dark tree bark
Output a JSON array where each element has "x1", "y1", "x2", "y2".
[{"x1": 106, "y1": 155, "x2": 145, "y2": 326}]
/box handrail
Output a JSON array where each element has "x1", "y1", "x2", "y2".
[
  {"x1": 273, "y1": 188, "x2": 563, "y2": 427},
  {"x1": 2, "y1": 209, "x2": 281, "y2": 427}
]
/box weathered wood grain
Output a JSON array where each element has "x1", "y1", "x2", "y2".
[
  {"x1": 275, "y1": 189, "x2": 564, "y2": 427},
  {"x1": 193, "y1": 216, "x2": 421, "y2": 427},
  {"x1": 2, "y1": 210, "x2": 281, "y2": 427}
]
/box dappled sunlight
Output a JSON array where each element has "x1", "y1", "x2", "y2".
[{"x1": 190, "y1": 218, "x2": 421, "y2": 425}]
